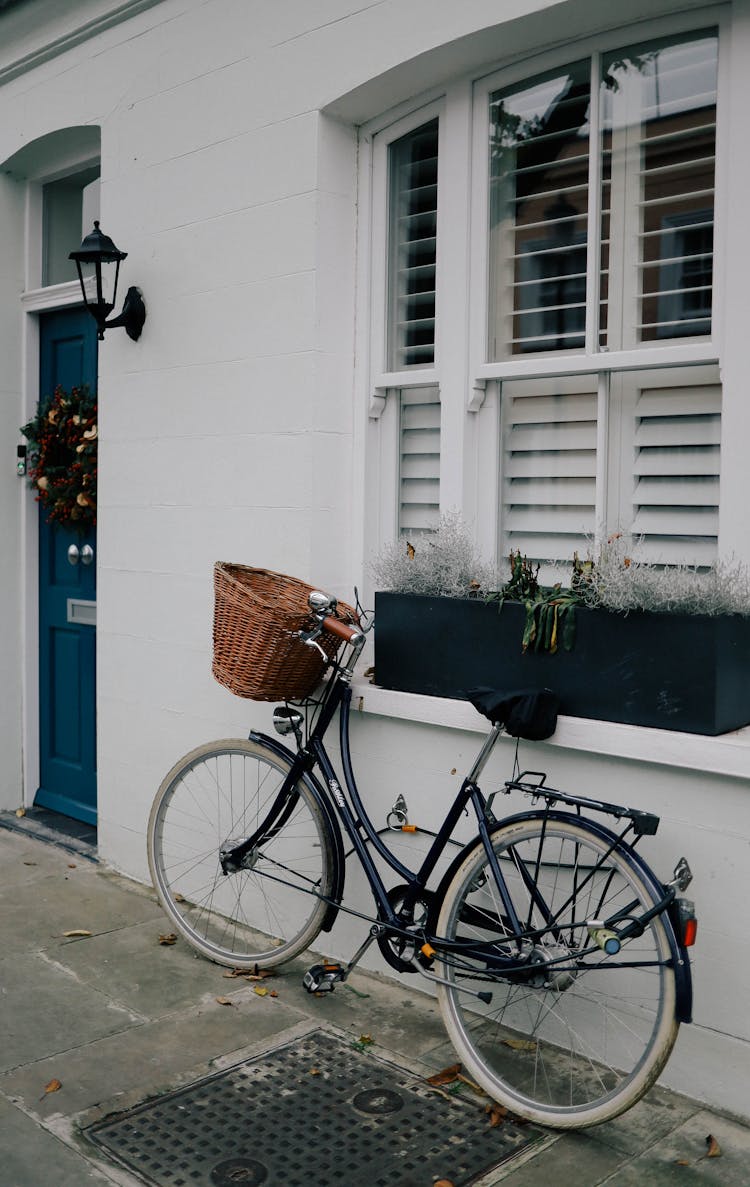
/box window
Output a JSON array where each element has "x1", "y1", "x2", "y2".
[
  {"x1": 387, "y1": 119, "x2": 439, "y2": 370},
  {"x1": 42, "y1": 168, "x2": 100, "y2": 287},
  {"x1": 367, "y1": 19, "x2": 722, "y2": 570}
]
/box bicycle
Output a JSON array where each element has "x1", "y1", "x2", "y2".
[{"x1": 147, "y1": 585, "x2": 697, "y2": 1130}]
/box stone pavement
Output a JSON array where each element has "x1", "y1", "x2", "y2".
[{"x1": 1, "y1": 819, "x2": 749, "y2": 1187}]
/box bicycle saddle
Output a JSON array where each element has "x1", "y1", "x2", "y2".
[{"x1": 466, "y1": 687, "x2": 559, "y2": 740}]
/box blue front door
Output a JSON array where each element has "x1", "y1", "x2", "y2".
[{"x1": 35, "y1": 309, "x2": 98, "y2": 824}]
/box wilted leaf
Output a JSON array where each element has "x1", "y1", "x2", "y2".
[
  {"x1": 63, "y1": 929, "x2": 92, "y2": 938},
  {"x1": 486, "y1": 1103, "x2": 508, "y2": 1128},
  {"x1": 158, "y1": 933, "x2": 177, "y2": 945},
  {"x1": 705, "y1": 1134, "x2": 722, "y2": 1158},
  {"x1": 502, "y1": 1038, "x2": 538, "y2": 1052},
  {"x1": 456, "y1": 1073, "x2": 485, "y2": 1095},
  {"x1": 215, "y1": 997, "x2": 234, "y2": 1007},
  {"x1": 427, "y1": 1063, "x2": 462, "y2": 1087},
  {"x1": 39, "y1": 1078, "x2": 62, "y2": 1101}
]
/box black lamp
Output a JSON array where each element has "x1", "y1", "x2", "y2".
[{"x1": 69, "y1": 221, "x2": 146, "y2": 341}]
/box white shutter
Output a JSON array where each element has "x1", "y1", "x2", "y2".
[
  {"x1": 626, "y1": 366, "x2": 720, "y2": 564},
  {"x1": 500, "y1": 375, "x2": 598, "y2": 562},
  {"x1": 399, "y1": 386, "x2": 440, "y2": 535}
]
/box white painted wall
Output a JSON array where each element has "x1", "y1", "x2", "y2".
[{"x1": 0, "y1": 0, "x2": 748, "y2": 1119}]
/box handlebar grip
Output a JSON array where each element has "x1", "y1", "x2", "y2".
[{"x1": 322, "y1": 616, "x2": 362, "y2": 644}]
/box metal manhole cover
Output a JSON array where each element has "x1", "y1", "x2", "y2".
[{"x1": 85, "y1": 1030, "x2": 547, "y2": 1187}]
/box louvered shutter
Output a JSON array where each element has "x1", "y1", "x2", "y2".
[
  {"x1": 500, "y1": 376, "x2": 598, "y2": 562},
  {"x1": 399, "y1": 386, "x2": 440, "y2": 536},
  {"x1": 619, "y1": 366, "x2": 721, "y2": 564}
]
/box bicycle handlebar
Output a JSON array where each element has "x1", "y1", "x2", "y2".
[{"x1": 322, "y1": 615, "x2": 363, "y2": 645}]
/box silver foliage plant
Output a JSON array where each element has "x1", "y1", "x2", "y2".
[
  {"x1": 370, "y1": 512, "x2": 501, "y2": 599},
  {"x1": 580, "y1": 534, "x2": 750, "y2": 617}
]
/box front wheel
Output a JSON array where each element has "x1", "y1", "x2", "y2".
[
  {"x1": 435, "y1": 816, "x2": 678, "y2": 1129},
  {"x1": 147, "y1": 739, "x2": 335, "y2": 968}
]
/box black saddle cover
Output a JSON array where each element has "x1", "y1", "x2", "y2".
[{"x1": 467, "y1": 687, "x2": 559, "y2": 740}]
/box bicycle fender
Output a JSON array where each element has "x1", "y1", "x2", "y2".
[
  {"x1": 248, "y1": 730, "x2": 345, "y2": 933},
  {"x1": 428, "y1": 808, "x2": 693, "y2": 1024}
]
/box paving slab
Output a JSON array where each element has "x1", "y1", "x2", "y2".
[
  {"x1": 600, "y1": 1110, "x2": 750, "y2": 1185},
  {"x1": 0, "y1": 1095, "x2": 116, "y2": 1187}
]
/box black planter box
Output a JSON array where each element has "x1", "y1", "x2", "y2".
[{"x1": 373, "y1": 592, "x2": 750, "y2": 735}]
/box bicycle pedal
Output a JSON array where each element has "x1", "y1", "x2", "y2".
[{"x1": 303, "y1": 962, "x2": 345, "y2": 994}]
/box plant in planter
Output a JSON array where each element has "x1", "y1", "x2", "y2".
[
  {"x1": 371, "y1": 524, "x2": 750, "y2": 736},
  {"x1": 20, "y1": 385, "x2": 97, "y2": 530}
]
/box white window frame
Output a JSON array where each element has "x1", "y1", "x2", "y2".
[{"x1": 361, "y1": 5, "x2": 730, "y2": 574}]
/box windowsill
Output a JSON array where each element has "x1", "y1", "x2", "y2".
[{"x1": 351, "y1": 679, "x2": 750, "y2": 781}]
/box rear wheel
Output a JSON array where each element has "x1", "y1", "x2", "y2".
[
  {"x1": 435, "y1": 817, "x2": 678, "y2": 1128},
  {"x1": 147, "y1": 739, "x2": 335, "y2": 968}
]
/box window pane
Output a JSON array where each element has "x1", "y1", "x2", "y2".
[
  {"x1": 388, "y1": 120, "x2": 439, "y2": 370},
  {"x1": 399, "y1": 386, "x2": 440, "y2": 535},
  {"x1": 500, "y1": 374, "x2": 598, "y2": 564},
  {"x1": 488, "y1": 61, "x2": 591, "y2": 360},
  {"x1": 42, "y1": 168, "x2": 100, "y2": 287},
  {"x1": 600, "y1": 31, "x2": 717, "y2": 348}
]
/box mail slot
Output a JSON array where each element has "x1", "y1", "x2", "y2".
[{"x1": 67, "y1": 598, "x2": 96, "y2": 627}]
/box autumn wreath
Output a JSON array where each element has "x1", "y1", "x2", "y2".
[{"x1": 21, "y1": 385, "x2": 97, "y2": 529}]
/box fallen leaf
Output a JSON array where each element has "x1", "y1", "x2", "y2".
[
  {"x1": 486, "y1": 1103, "x2": 508, "y2": 1127},
  {"x1": 215, "y1": 997, "x2": 235, "y2": 1007},
  {"x1": 456, "y1": 1073, "x2": 485, "y2": 1095},
  {"x1": 269, "y1": 990, "x2": 278, "y2": 998},
  {"x1": 358, "y1": 1034, "x2": 373, "y2": 1045},
  {"x1": 427, "y1": 1063, "x2": 462, "y2": 1087},
  {"x1": 253, "y1": 986, "x2": 269, "y2": 997},
  {"x1": 502, "y1": 1038, "x2": 538, "y2": 1052},
  {"x1": 15, "y1": 808, "x2": 25, "y2": 817},
  {"x1": 434, "y1": 1180, "x2": 455, "y2": 1187},
  {"x1": 39, "y1": 1078, "x2": 62, "y2": 1101},
  {"x1": 63, "y1": 929, "x2": 92, "y2": 938},
  {"x1": 675, "y1": 1160, "x2": 691, "y2": 1166},
  {"x1": 705, "y1": 1134, "x2": 722, "y2": 1158},
  {"x1": 309, "y1": 1067, "x2": 321, "y2": 1076},
  {"x1": 174, "y1": 893, "x2": 186, "y2": 903},
  {"x1": 23, "y1": 861, "x2": 37, "y2": 866},
  {"x1": 158, "y1": 933, "x2": 177, "y2": 945},
  {"x1": 67, "y1": 863, "x2": 77, "y2": 869}
]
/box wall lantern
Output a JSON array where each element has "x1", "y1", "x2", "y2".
[{"x1": 69, "y1": 221, "x2": 146, "y2": 341}]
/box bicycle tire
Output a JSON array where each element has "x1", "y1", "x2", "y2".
[
  {"x1": 147, "y1": 738, "x2": 335, "y2": 968},
  {"x1": 435, "y1": 815, "x2": 678, "y2": 1129}
]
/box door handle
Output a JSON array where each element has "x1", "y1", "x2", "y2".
[{"x1": 67, "y1": 544, "x2": 94, "y2": 566}]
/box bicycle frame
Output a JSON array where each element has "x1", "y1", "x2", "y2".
[{"x1": 220, "y1": 662, "x2": 691, "y2": 1004}]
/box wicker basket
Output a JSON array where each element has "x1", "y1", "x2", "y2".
[{"x1": 212, "y1": 563, "x2": 357, "y2": 701}]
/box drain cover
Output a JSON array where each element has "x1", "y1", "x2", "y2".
[{"x1": 86, "y1": 1030, "x2": 546, "y2": 1187}]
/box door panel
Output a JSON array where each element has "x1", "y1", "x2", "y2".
[{"x1": 35, "y1": 308, "x2": 98, "y2": 824}]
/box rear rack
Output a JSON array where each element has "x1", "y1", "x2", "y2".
[{"x1": 503, "y1": 771, "x2": 660, "y2": 836}]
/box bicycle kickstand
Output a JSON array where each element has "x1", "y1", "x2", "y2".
[{"x1": 302, "y1": 924, "x2": 383, "y2": 994}]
